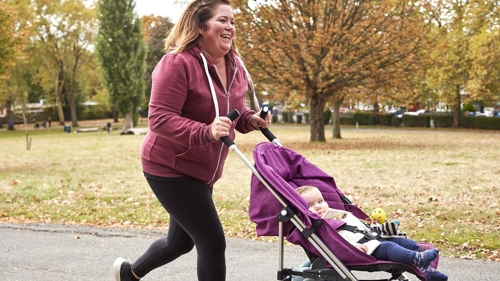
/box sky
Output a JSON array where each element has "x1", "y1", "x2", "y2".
[{"x1": 134, "y1": 0, "x2": 186, "y2": 23}]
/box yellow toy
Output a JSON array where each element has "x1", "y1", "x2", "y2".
[
  {"x1": 368, "y1": 208, "x2": 406, "y2": 237},
  {"x1": 370, "y1": 208, "x2": 386, "y2": 224}
]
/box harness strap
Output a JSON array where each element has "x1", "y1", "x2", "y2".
[
  {"x1": 339, "y1": 224, "x2": 382, "y2": 244},
  {"x1": 301, "y1": 219, "x2": 322, "y2": 239}
]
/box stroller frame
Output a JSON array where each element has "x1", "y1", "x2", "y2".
[
  {"x1": 224, "y1": 140, "x2": 355, "y2": 280},
  {"x1": 222, "y1": 109, "x2": 418, "y2": 281}
]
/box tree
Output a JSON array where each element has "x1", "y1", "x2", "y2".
[
  {"x1": 0, "y1": 1, "x2": 17, "y2": 128},
  {"x1": 235, "y1": 0, "x2": 433, "y2": 141},
  {"x1": 96, "y1": 0, "x2": 146, "y2": 133},
  {"x1": 0, "y1": 0, "x2": 31, "y2": 129},
  {"x1": 426, "y1": 0, "x2": 500, "y2": 127},
  {"x1": 0, "y1": 2, "x2": 18, "y2": 80},
  {"x1": 27, "y1": 0, "x2": 97, "y2": 127},
  {"x1": 63, "y1": 1, "x2": 98, "y2": 127}
]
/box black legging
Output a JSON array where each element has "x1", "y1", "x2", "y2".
[{"x1": 131, "y1": 175, "x2": 226, "y2": 280}]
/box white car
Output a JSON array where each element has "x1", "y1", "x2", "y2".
[{"x1": 403, "y1": 109, "x2": 429, "y2": 116}]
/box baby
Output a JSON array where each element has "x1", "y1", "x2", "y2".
[{"x1": 296, "y1": 185, "x2": 448, "y2": 281}]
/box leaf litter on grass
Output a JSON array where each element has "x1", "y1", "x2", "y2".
[{"x1": 1, "y1": 126, "x2": 499, "y2": 260}]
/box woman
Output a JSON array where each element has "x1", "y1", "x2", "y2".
[{"x1": 113, "y1": 1, "x2": 270, "y2": 280}]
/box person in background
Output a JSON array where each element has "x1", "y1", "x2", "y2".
[
  {"x1": 112, "y1": 0, "x2": 270, "y2": 280},
  {"x1": 296, "y1": 185, "x2": 448, "y2": 281}
]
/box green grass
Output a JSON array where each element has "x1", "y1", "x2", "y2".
[{"x1": 1, "y1": 124, "x2": 500, "y2": 260}]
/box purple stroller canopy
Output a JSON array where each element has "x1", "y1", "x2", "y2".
[
  {"x1": 248, "y1": 142, "x2": 431, "y2": 276},
  {"x1": 249, "y1": 142, "x2": 365, "y2": 237}
]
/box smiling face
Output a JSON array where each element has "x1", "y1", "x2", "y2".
[
  {"x1": 300, "y1": 187, "x2": 329, "y2": 217},
  {"x1": 197, "y1": 4, "x2": 235, "y2": 59}
]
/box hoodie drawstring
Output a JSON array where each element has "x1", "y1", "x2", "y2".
[{"x1": 200, "y1": 52, "x2": 220, "y2": 117}]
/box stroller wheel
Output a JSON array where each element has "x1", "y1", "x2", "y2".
[{"x1": 391, "y1": 273, "x2": 411, "y2": 281}]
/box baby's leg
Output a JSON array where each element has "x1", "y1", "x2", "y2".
[
  {"x1": 422, "y1": 266, "x2": 448, "y2": 281},
  {"x1": 372, "y1": 241, "x2": 413, "y2": 264},
  {"x1": 372, "y1": 241, "x2": 438, "y2": 267},
  {"x1": 385, "y1": 238, "x2": 420, "y2": 251}
]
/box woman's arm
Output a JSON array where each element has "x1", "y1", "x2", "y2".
[{"x1": 148, "y1": 54, "x2": 215, "y2": 147}]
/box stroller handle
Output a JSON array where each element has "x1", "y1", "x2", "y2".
[
  {"x1": 221, "y1": 109, "x2": 240, "y2": 147},
  {"x1": 259, "y1": 106, "x2": 278, "y2": 143}
]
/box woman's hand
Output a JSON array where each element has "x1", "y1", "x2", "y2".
[
  {"x1": 355, "y1": 243, "x2": 368, "y2": 254},
  {"x1": 211, "y1": 116, "x2": 232, "y2": 140},
  {"x1": 250, "y1": 110, "x2": 271, "y2": 129}
]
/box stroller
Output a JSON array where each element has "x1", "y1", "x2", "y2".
[{"x1": 222, "y1": 110, "x2": 439, "y2": 281}]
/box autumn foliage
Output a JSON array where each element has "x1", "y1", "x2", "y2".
[{"x1": 233, "y1": 0, "x2": 434, "y2": 141}]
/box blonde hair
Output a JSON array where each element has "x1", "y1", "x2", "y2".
[
  {"x1": 296, "y1": 185, "x2": 318, "y2": 195},
  {"x1": 164, "y1": 0, "x2": 240, "y2": 56}
]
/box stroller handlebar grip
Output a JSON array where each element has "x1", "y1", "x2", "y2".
[
  {"x1": 261, "y1": 129, "x2": 277, "y2": 142},
  {"x1": 258, "y1": 106, "x2": 277, "y2": 143},
  {"x1": 226, "y1": 109, "x2": 240, "y2": 122},
  {"x1": 259, "y1": 106, "x2": 269, "y2": 119},
  {"x1": 221, "y1": 109, "x2": 240, "y2": 147}
]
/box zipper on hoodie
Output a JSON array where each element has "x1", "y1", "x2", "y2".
[{"x1": 206, "y1": 65, "x2": 238, "y2": 186}]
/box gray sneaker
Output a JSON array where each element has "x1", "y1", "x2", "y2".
[{"x1": 113, "y1": 257, "x2": 134, "y2": 281}]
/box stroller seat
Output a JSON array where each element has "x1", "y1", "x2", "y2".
[{"x1": 249, "y1": 142, "x2": 438, "y2": 281}]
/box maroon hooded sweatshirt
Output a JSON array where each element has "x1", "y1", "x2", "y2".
[{"x1": 141, "y1": 46, "x2": 257, "y2": 186}]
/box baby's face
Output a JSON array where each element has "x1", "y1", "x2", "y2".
[{"x1": 301, "y1": 188, "x2": 329, "y2": 217}]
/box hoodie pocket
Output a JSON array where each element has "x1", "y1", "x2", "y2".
[{"x1": 141, "y1": 134, "x2": 158, "y2": 161}]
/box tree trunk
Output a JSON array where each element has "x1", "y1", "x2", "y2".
[
  {"x1": 6, "y1": 100, "x2": 14, "y2": 131},
  {"x1": 112, "y1": 106, "x2": 119, "y2": 123},
  {"x1": 372, "y1": 101, "x2": 380, "y2": 125},
  {"x1": 452, "y1": 85, "x2": 461, "y2": 128},
  {"x1": 309, "y1": 95, "x2": 326, "y2": 142},
  {"x1": 332, "y1": 98, "x2": 343, "y2": 139},
  {"x1": 22, "y1": 111, "x2": 31, "y2": 150},
  {"x1": 56, "y1": 94, "x2": 65, "y2": 126},
  {"x1": 55, "y1": 74, "x2": 65, "y2": 126},
  {"x1": 69, "y1": 99, "x2": 78, "y2": 128},
  {"x1": 121, "y1": 110, "x2": 134, "y2": 134},
  {"x1": 69, "y1": 67, "x2": 79, "y2": 127}
]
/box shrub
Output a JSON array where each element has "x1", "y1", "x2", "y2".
[
  {"x1": 304, "y1": 112, "x2": 310, "y2": 123},
  {"x1": 296, "y1": 114, "x2": 303, "y2": 124},
  {"x1": 340, "y1": 116, "x2": 355, "y2": 125},
  {"x1": 353, "y1": 112, "x2": 371, "y2": 125},
  {"x1": 81, "y1": 104, "x2": 112, "y2": 120},
  {"x1": 282, "y1": 111, "x2": 288, "y2": 123},
  {"x1": 323, "y1": 109, "x2": 332, "y2": 125},
  {"x1": 402, "y1": 115, "x2": 430, "y2": 127},
  {"x1": 391, "y1": 116, "x2": 402, "y2": 127},
  {"x1": 462, "y1": 116, "x2": 500, "y2": 130},
  {"x1": 378, "y1": 114, "x2": 392, "y2": 126},
  {"x1": 417, "y1": 115, "x2": 431, "y2": 127},
  {"x1": 432, "y1": 115, "x2": 454, "y2": 128},
  {"x1": 462, "y1": 102, "x2": 476, "y2": 113}
]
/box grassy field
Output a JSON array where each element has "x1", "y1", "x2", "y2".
[{"x1": 1, "y1": 123, "x2": 499, "y2": 261}]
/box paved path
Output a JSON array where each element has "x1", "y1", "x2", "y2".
[{"x1": 1, "y1": 223, "x2": 498, "y2": 280}]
